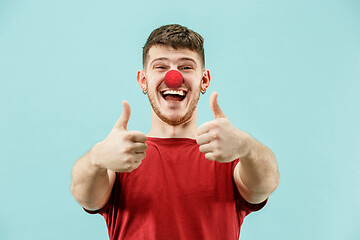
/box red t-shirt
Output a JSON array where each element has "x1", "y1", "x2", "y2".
[{"x1": 86, "y1": 137, "x2": 266, "y2": 240}]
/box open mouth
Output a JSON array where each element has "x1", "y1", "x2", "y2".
[{"x1": 161, "y1": 89, "x2": 187, "y2": 102}]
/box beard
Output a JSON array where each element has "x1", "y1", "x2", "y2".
[{"x1": 147, "y1": 84, "x2": 201, "y2": 126}]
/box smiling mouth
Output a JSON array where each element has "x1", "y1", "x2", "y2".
[{"x1": 161, "y1": 89, "x2": 187, "y2": 102}]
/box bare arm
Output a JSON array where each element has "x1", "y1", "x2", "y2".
[
  {"x1": 233, "y1": 136, "x2": 279, "y2": 204},
  {"x1": 70, "y1": 146, "x2": 116, "y2": 211},
  {"x1": 70, "y1": 101, "x2": 147, "y2": 210}
]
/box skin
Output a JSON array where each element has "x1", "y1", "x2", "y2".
[
  {"x1": 137, "y1": 45, "x2": 210, "y2": 137},
  {"x1": 70, "y1": 45, "x2": 279, "y2": 211}
]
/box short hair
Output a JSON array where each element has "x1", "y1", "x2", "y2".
[{"x1": 143, "y1": 24, "x2": 205, "y2": 67}]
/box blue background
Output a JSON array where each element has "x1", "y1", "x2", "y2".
[{"x1": 1, "y1": 0, "x2": 359, "y2": 239}]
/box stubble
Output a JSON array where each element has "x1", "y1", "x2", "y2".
[{"x1": 147, "y1": 83, "x2": 201, "y2": 126}]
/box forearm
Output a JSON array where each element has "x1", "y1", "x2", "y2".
[
  {"x1": 237, "y1": 136, "x2": 279, "y2": 202},
  {"x1": 70, "y1": 144, "x2": 115, "y2": 211}
]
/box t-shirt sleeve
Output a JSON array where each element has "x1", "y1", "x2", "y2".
[
  {"x1": 83, "y1": 207, "x2": 103, "y2": 214},
  {"x1": 239, "y1": 194, "x2": 268, "y2": 213},
  {"x1": 231, "y1": 159, "x2": 268, "y2": 214},
  {"x1": 83, "y1": 201, "x2": 111, "y2": 215}
]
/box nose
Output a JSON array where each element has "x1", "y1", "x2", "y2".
[{"x1": 164, "y1": 70, "x2": 183, "y2": 88}]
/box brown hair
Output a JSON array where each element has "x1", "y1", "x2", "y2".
[{"x1": 143, "y1": 24, "x2": 205, "y2": 67}]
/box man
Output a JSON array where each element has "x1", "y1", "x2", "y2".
[{"x1": 71, "y1": 24, "x2": 279, "y2": 240}]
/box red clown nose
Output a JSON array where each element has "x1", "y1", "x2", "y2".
[{"x1": 164, "y1": 70, "x2": 183, "y2": 88}]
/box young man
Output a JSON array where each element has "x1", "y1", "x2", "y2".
[{"x1": 71, "y1": 24, "x2": 279, "y2": 240}]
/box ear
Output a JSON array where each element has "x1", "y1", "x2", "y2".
[
  {"x1": 201, "y1": 69, "x2": 211, "y2": 91},
  {"x1": 137, "y1": 70, "x2": 147, "y2": 91}
]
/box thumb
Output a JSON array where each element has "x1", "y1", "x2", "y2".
[
  {"x1": 209, "y1": 92, "x2": 226, "y2": 119},
  {"x1": 113, "y1": 100, "x2": 131, "y2": 131}
]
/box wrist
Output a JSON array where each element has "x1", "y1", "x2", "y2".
[
  {"x1": 88, "y1": 142, "x2": 106, "y2": 172},
  {"x1": 238, "y1": 131, "x2": 255, "y2": 159}
]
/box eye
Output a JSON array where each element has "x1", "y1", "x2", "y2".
[
  {"x1": 153, "y1": 65, "x2": 168, "y2": 71},
  {"x1": 180, "y1": 66, "x2": 193, "y2": 70}
]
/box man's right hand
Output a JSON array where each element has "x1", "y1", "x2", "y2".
[{"x1": 90, "y1": 100, "x2": 147, "y2": 172}]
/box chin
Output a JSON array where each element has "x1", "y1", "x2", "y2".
[
  {"x1": 148, "y1": 88, "x2": 200, "y2": 126},
  {"x1": 157, "y1": 112, "x2": 193, "y2": 126}
]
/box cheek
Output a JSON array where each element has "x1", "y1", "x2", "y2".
[
  {"x1": 146, "y1": 77, "x2": 162, "y2": 91},
  {"x1": 183, "y1": 72, "x2": 202, "y2": 85}
]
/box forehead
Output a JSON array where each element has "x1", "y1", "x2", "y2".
[{"x1": 146, "y1": 45, "x2": 202, "y2": 66}]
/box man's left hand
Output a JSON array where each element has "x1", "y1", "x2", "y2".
[{"x1": 196, "y1": 92, "x2": 252, "y2": 162}]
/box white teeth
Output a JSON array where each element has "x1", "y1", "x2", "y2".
[{"x1": 163, "y1": 90, "x2": 185, "y2": 96}]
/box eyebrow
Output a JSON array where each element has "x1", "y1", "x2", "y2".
[
  {"x1": 150, "y1": 57, "x2": 197, "y2": 66},
  {"x1": 179, "y1": 58, "x2": 197, "y2": 65},
  {"x1": 150, "y1": 57, "x2": 169, "y2": 66}
]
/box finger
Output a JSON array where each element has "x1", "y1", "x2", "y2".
[
  {"x1": 132, "y1": 159, "x2": 143, "y2": 170},
  {"x1": 199, "y1": 143, "x2": 212, "y2": 154},
  {"x1": 128, "y1": 131, "x2": 147, "y2": 142},
  {"x1": 134, "y1": 152, "x2": 146, "y2": 162},
  {"x1": 204, "y1": 152, "x2": 216, "y2": 161},
  {"x1": 133, "y1": 142, "x2": 148, "y2": 153},
  {"x1": 209, "y1": 92, "x2": 226, "y2": 119},
  {"x1": 197, "y1": 122, "x2": 210, "y2": 136},
  {"x1": 196, "y1": 132, "x2": 211, "y2": 145},
  {"x1": 113, "y1": 101, "x2": 131, "y2": 131}
]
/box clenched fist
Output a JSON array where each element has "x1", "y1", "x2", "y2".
[
  {"x1": 91, "y1": 101, "x2": 148, "y2": 172},
  {"x1": 196, "y1": 92, "x2": 252, "y2": 162}
]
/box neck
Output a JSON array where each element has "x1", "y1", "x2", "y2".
[{"x1": 147, "y1": 111, "x2": 198, "y2": 139}]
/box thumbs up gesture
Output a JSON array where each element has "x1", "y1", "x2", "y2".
[
  {"x1": 196, "y1": 92, "x2": 251, "y2": 162},
  {"x1": 92, "y1": 101, "x2": 148, "y2": 172}
]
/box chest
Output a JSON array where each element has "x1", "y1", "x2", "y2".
[{"x1": 118, "y1": 145, "x2": 235, "y2": 211}]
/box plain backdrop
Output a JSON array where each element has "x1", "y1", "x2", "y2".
[{"x1": 1, "y1": 0, "x2": 359, "y2": 239}]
